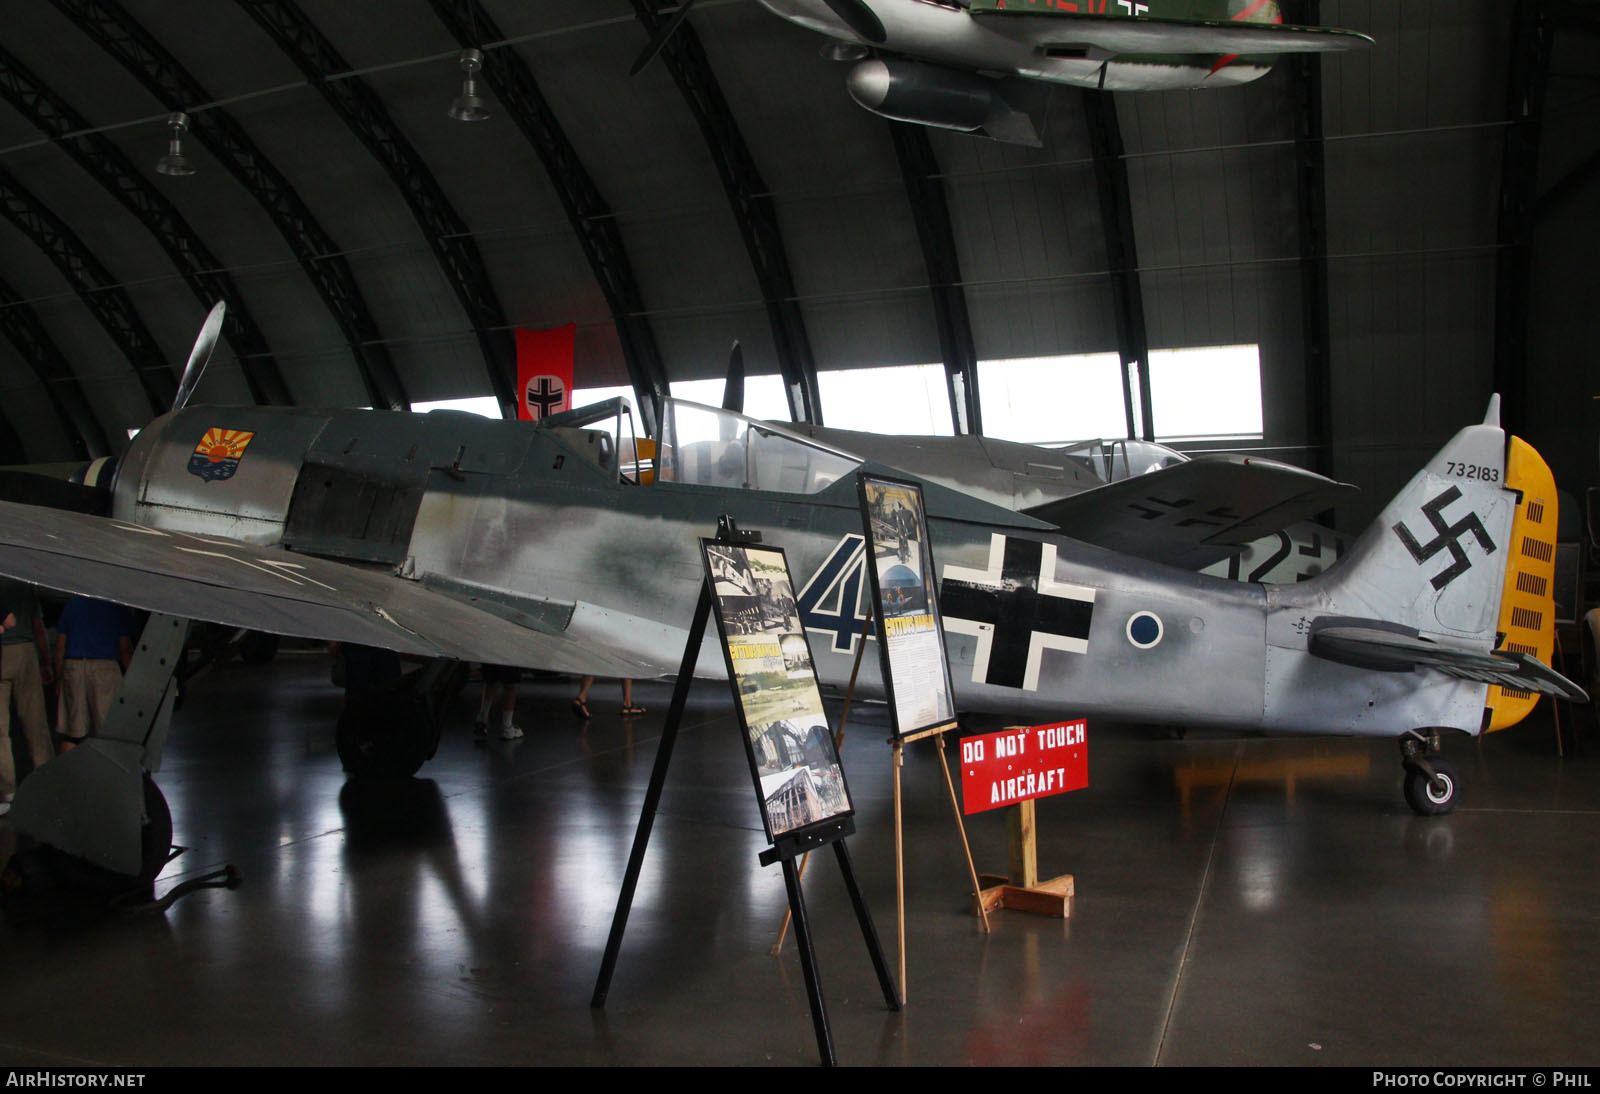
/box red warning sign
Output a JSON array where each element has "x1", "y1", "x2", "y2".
[{"x1": 959, "y1": 720, "x2": 1088, "y2": 815}]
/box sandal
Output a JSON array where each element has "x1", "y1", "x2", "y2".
[
  {"x1": 571, "y1": 699, "x2": 591, "y2": 719},
  {"x1": 621, "y1": 705, "x2": 646, "y2": 716}
]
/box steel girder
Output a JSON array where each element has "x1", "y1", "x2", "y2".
[
  {"x1": 1494, "y1": 0, "x2": 1555, "y2": 435},
  {"x1": 0, "y1": 277, "x2": 110, "y2": 459},
  {"x1": 429, "y1": 0, "x2": 671, "y2": 437},
  {"x1": 0, "y1": 44, "x2": 291, "y2": 407},
  {"x1": 50, "y1": 0, "x2": 409, "y2": 411},
  {"x1": 0, "y1": 163, "x2": 176, "y2": 414},
  {"x1": 888, "y1": 122, "x2": 981, "y2": 436},
  {"x1": 235, "y1": 0, "x2": 515, "y2": 417},
  {"x1": 628, "y1": 0, "x2": 822, "y2": 426},
  {"x1": 1082, "y1": 90, "x2": 1153, "y2": 441},
  {"x1": 1283, "y1": 0, "x2": 1333, "y2": 480}
]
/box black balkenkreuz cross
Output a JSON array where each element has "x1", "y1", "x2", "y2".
[
  {"x1": 524, "y1": 375, "x2": 566, "y2": 420},
  {"x1": 940, "y1": 534, "x2": 1095, "y2": 691},
  {"x1": 1392, "y1": 485, "x2": 1496, "y2": 590}
]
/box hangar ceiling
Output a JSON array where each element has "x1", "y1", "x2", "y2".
[{"x1": 0, "y1": 0, "x2": 1595, "y2": 528}]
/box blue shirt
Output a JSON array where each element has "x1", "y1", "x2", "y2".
[{"x1": 57, "y1": 597, "x2": 134, "y2": 661}]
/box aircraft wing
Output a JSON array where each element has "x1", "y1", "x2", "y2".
[
  {"x1": 968, "y1": 7, "x2": 1375, "y2": 56},
  {"x1": 0, "y1": 500, "x2": 649, "y2": 677},
  {"x1": 1020, "y1": 455, "x2": 1355, "y2": 569},
  {"x1": 1309, "y1": 623, "x2": 1590, "y2": 703}
]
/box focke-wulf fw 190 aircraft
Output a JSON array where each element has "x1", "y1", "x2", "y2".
[
  {"x1": 737, "y1": 0, "x2": 1375, "y2": 144},
  {"x1": 0, "y1": 353, "x2": 1584, "y2": 885}
]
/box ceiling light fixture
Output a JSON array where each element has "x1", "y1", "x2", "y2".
[
  {"x1": 155, "y1": 111, "x2": 195, "y2": 176},
  {"x1": 448, "y1": 48, "x2": 490, "y2": 122}
]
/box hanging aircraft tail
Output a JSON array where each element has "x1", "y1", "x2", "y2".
[{"x1": 1289, "y1": 397, "x2": 1586, "y2": 716}]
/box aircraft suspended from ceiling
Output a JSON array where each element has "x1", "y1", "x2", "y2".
[{"x1": 636, "y1": 0, "x2": 1375, "y2": 145}]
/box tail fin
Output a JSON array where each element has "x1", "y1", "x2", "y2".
[
  {"x1": 1309, "y1": 397, "x2": 1516, "y2": 648},
  {"x1": 1295, "y1": 398, "x2": 1582, "y2": 711},
  {"x1": 1227, "y1": 0, "x2": 1285, "y2": 25}
]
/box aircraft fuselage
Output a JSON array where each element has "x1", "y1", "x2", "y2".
[{"x1": 109, "y1": 404, "x2": 1494, "y2": 740}]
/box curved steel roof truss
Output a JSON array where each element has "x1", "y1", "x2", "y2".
[
  {"x1": 50, "y1": 0, "x2": 409, "y2": 410},
  {"x1": 889, "y1": 122, "x2": 981, "y2": 436},
  {"x1": 235, "y1": 0, "x2": 514, "y2": 416},
  {"x1": 0, "y1": 163, "x2": 176, "y2": 415},
  {"x1": 628, "y1": 0, "x2": 822, "y2": 426},
  {"x1": 0, "y1": 276, "x2": 112, "y2": 459},
  {"x1": 429, "y1": 0, "x2": 671, "y2": 436},
  {"x1": 0, "y1": 43, "x2": 292, "y2": 407}
]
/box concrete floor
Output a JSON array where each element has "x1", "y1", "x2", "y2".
[{"x1": 3, "y1": 651, "x2": 1599, "y2": 1066}]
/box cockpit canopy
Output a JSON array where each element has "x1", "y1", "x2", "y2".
[{"x1": 656, "y1": 399, "x2": 862, "y2": 495}]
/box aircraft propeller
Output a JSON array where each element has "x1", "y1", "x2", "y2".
[
  {"x1": 722, "y1": 340, "x2": 745, "y2": 414},
  {"x1": 631, "y1": 0, "x2": 886, "y2": 77},
  {"x1": 171, "y1": 300, "x2": 226, "y2": 412}
]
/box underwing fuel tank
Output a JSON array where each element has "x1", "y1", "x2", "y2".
[{"x1": 846, "y1": 58, "x2": 1045, "y2": 145}]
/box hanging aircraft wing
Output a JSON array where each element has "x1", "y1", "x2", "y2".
[
  {"x1": 0, "y1": 500, "x2": 651, "y2": 678},
  {"x1": 967, "y1": 3, "x2": 1375, "y2": 56},
  {"x1": 1020, "y1": 454, "x2": 1355, "y2": 569},
  {"x1": 1308, "y1": 622, "x2": 1589, "y2": 703}
]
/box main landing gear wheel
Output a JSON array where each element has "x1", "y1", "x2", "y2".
[
  {"x1": 336, "y1": 688, "x2": 439, "y2": 779},
  {"x1": 1399, "y1": 730, "x2": 1459, "y2": 816}
]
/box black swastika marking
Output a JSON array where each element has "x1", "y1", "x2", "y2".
[{"x1": 1392, "y1": 486, "x2": 1496, "y2": 590}]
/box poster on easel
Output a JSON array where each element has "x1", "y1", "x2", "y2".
[
  {"x1": 702, "y1": 540, "x2": 854, "y2": 840},
  {"x1": 857, "y1": 474, "x2": 959, "y2": 741}
]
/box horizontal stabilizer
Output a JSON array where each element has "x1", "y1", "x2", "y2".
[
  {"x1": 1022, "y1": 455, "x2": 1355, "y2": 569},
  {"x1": 0, "y1": 469, "x2": 108, "y2": 514},
  {"x1": 0, "y1": 501, "x2": 648, "y2": 677},
  {"x1": 968, "y1": 6, "x2": 1374, "y2": 55},
  {"x1": 1309, "y1": 621, "x2": 1589, "y2": 703}
]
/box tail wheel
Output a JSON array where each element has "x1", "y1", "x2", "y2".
[{"x1": 1404, "y1": 758, "x2": 1460, "y2": 816}]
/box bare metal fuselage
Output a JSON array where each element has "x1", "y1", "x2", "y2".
[{"x1": 108, "y1": 403, "x2": 1494, "y2": 740}]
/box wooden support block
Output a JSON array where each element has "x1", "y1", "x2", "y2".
[
  {"x1": 973, "y1": 873, "x2": 1074, "y2": 918},
  {"x1": 1007, "y1": 799, "x2": 1038, "y2": 889}
]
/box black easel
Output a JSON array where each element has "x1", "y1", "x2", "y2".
[{"x1": 591, "y1": 517, "x2": 899, "y2": 1067}]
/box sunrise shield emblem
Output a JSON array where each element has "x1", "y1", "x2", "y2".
[{"x1": 187, "y1": 428, "x2": 256, "y2": 482}]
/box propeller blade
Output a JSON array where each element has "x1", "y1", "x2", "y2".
[
  {"x1": 172, "y1": 300, "x2": 226, "y2": 412},
  {"x1": 823, "y1": 0, "x2": 887, "y2": 44},
  {"x1": 722, "y1": 340, "x2": 745, "y2": 414},
  {"x1": 629, "y1": 0, "x2": 699, "y2": 77}
]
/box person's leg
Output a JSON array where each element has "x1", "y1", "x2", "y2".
[
  {"x1": 621, "y1": 679, "x2": 644, "y2": 716},
  {"x1": 8, "y1": 647, "x2": 52, "y2": 770},
  {"x1": 573, "y1": 675, "x2": 593, "y2": 719},
  {"x1": 0, "y1": 669, "x2": 16, "y2": 804},
  {"x1": 499, "y1": 678, "x2": 522, "y2": 740}
]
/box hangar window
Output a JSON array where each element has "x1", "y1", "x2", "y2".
[
  {"x1": 412, "y1": 396, "x2": 501, "y2": 418},
  {"x1": 979, "y1": 352, "x2": 1127, "y2": 444},
  {"x1": 572, "y1": 384, "x2": 637, "y2": 414},
  {"x1": 671, "y1": 376, "x2": 792, "y2": 422},
  {"x1": 1147, "y1": 344, "x2": 1263, "y2": 442},
  {"x1": 817, "y1": 364, "x2": 954, "y2": 435}
]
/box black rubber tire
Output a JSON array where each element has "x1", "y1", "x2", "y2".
[
  {"x1": 336, "y1": 688, "x2": 438, "y2": 779},
  {"x1": 1404, "y1": 758, "x2": 1460, "y2": 816},
  {"x1": 239, "y1": 631, "x2": 280, "y2": 666}
]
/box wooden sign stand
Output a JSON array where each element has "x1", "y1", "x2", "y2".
[
  {"x1": 772, "y1": 610, "x2": 990, "y2": 1006},
  {"x1": 975, "y1": 797, "x2": 1074, "y2": 918},
  {"x1": 591, "y1": 517, "x2": 898, "y2": 1068}
]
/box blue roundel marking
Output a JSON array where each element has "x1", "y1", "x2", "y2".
[{"x1": 1127, "y1": 612, "x2": 1163, "y2": 649}]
